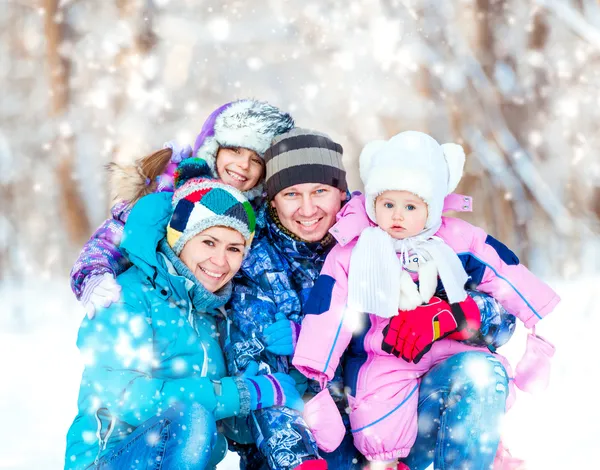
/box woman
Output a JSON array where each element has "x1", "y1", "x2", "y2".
[{"x1": 64, "y1": 164, "x2": 303, "y2": 470}]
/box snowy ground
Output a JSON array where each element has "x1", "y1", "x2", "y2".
[{"x1": 1, "y1": 276, "x2": 598, "y2": 469}]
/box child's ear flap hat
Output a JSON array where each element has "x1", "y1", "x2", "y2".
[{"x1": 359, "y1": 131, "x2": 466, "y2": 232}]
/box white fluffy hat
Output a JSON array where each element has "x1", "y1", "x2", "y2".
[{"x1": 359, "y1": 131, "x2": 465, "y2": 230}]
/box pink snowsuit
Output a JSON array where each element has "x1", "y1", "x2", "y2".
[{"x1": 292, "y1": 194, "x2": 560, "y2": 461}]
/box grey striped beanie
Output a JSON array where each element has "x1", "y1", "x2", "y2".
[{"x1": 264, "y1": 128, "x2": 348, "y2": 199}]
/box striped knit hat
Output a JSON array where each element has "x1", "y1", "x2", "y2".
[
  {"x1": 166, "y1": 158, "x2": 256, "y2": 255},
  {"x1": 193, "y1": 99, "x2": 295, "y2": 201},
  {"x1": 264, "y1": 128, "x2": 348, "y2": 200}
]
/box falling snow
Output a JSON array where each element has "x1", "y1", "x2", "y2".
[{"x1": 2, "y1": 0, "x2": 600, "y2": 469}]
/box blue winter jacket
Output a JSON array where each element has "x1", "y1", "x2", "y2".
[
  {"x1": 64, "y1": 192, "x2": 248, "y2": 470},
  {"x1": 225, "y1": 208, "x2": 334, "y2": 376}
]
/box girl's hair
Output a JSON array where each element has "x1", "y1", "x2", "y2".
[{"x1": 106, "y1": 148, "x2": 173, "y2": 206}]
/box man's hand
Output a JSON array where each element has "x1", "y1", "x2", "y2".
[
  {"x1": 263, "y1": 312, "x2": 300, "y2": 356},
  {"x1": 382, "y1": 296, "x2": 480, "y2": 363}
]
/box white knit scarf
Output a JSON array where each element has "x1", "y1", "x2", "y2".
[{"x1": 348, "y1": 225, "x2": 468, "y2": 318}]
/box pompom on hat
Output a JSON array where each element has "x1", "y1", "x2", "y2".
[
  {"x1": 193, "y1": 99, "x2": 295, "y2": 200},
  {"x1": 166, "y1": 158, "x2": 256, "y2": 255},
  {"x1": 359, "y1": 130, "x2": 466, "y2": 232}
]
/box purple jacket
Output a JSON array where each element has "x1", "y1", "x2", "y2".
[{"x1": 70, "y1": 202, "x2": 131, "y2": 299}]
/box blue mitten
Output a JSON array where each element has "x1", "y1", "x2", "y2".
[
  {"x1": 244, "y1": 373, "x2": 304, "y2": 412},
  {"x1": 263, "y1": 312, "x2": 300, "y2": 356}
]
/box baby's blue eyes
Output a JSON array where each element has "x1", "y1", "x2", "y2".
[{"x1": 383, "y1": 202, "x2": 418, "y2": 210}]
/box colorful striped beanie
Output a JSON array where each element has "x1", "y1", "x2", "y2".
[
  {"x1": 166, "y1": 158, "x2": 256, "y2": 255},
  {"x1": 264, "y1": 127, "x2": 348, "y2": 200}
]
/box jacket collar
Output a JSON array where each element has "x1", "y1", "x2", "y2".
[
  {"x1": 329, "y1": 192, "x2": 474, "y2": 247},
  {"x1": 121, "y1": 192, "x2": 230, "y2": 314},
  {"x1": 329, "y1": 193, "x2": 373, "y2": 246},
  {"x1": 158, "y1": 239, "x2": 231, "y2": 313},
  {"x1": 266, "y1": 205, "x2": 334, "y2": 260}
]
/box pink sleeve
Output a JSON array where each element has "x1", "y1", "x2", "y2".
[
  {"x1": 292, "y1": 244, "x2": 355, "y2": 384},
  {"x1": 464, "y1": 221, "x2": 560, "y2": 328}
]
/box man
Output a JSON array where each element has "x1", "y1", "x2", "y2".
[{"x1": 225, "y1": 128, "x2": 515, "y2": 470}]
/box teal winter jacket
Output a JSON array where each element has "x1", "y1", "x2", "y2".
[{"x1": 64, "y1": 192, "x2": 248, "y2": 470}]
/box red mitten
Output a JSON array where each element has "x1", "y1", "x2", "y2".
[
  {"x1": 295, "y1": 459, "x2": 328, "y2": 469},
  {"x1": 382, "y1": 296, "x2": 480, "y2": 363}
]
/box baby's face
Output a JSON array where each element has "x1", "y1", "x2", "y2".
[{"x1": 375, "y1": 190, "x2": 428, "y2": 240}]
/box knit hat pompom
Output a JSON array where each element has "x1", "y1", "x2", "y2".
[
  {"x1": 440, "y1": 143, "x2": 466, "y2": 194},
  {"x1": 167, "y1": 176, "x2": 256, "y2": 256},
  {"x1": 173, "y1": 157, "x2": 213, "y2": 190},
  {"x1": 192, "y1": 99, "x2": 295, "y2": 201},
  {"x1": 359, "y1": 131, "x2": 466, "y2": 231},
  {"x1": 358, "y1": 139, "x2": 386, "y2": 185}
]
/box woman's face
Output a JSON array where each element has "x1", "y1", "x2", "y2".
[
  {"x1": 179, "y1": 226, "x2": 245, "y2": 292},
  {"x1": 216, "y1": 147, "x2": 264, "y2": 192}
]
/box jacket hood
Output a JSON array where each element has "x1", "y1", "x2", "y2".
[
  {"x1": 120, "y1": 192, "x2": 230, "y2": 312},
  {"x1": 121, "y1": 192, "x2": 173, "y2": 279}
]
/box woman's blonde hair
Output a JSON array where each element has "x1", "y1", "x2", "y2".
[{"x1": 106, "y1": 148, "x2": 173, "y2": 206}]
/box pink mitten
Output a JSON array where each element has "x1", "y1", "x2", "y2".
[
  {"x1": 514, "y1": 330, "x2": 555, "y2": 394},
  {"x1": 303, "y1": 388, "x2": 345, "y2": 453},
  {"x1": 493, "y1": 439, "x2": 526, "y2": 469}
]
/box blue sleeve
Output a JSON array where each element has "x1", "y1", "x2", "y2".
[{"x1": 77, "y1": 295, "x2": 241, "y2": 425}]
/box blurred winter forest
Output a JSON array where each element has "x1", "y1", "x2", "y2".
[
  {"x1": 2, "y1": 1, "x2": 600, "y2": 469},
  {"x1": 1, "y1": 0, "x2": 599, "y2": 284}
]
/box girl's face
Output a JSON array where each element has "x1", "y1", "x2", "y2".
[
  {"x1": 375, "y1": 190, "x2": 428, "y2": 240},
  {"x1": 179, "y1": 226, "x2": 245, "y2": 292},
  {"x1": 216, "y1": 147, "x2": 264, "y2": 192}
]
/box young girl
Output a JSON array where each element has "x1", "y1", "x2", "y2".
[
  {"x1": 71, "y1": 99, "x2": 294, "y2": 319},
  {"x1": 292, "y1": 131, "x2": 560, "y2": 469}
]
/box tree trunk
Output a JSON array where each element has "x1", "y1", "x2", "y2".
[{"x1": 43, "y1": 0, "x2": 90, "y2": 246}]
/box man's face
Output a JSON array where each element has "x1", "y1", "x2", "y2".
[{"x1": 270, "y1": 183, "x2": 346, "y2": 242}]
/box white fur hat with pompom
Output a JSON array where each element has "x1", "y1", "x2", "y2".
[{"x1": 359, "y1": 130, "x2": 465, "y2": 231}]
